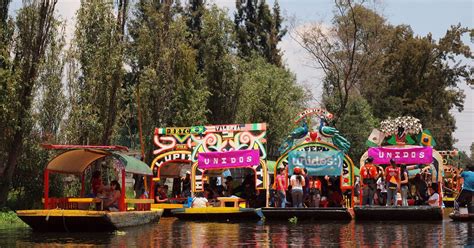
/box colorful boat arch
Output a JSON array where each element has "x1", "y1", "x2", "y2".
[
  {"x1": 275, "y1": 141, "x2": 355, "y2": 190},
  {"x1": 189, "y1": 123, "x2": 268, "y2": 192},
  {"x1": 151, "y1": 127, "x2": 193, "y2": 181}
]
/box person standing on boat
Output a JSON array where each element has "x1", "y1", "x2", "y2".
[
  {"x1": 275, "y1": 167, "x2": 288, "y2": 208},
  {"x1": 456, "y1": 166, "x2": 474, "y2": 211},
  {"x1": 182, "y1": 171, "x2": 192, "y2": 198},
  {"x1": 309, "y1": 176, "x2": 322, "y2": 207},
  {"x1": 360, "y1": 157, "x2": 378, "y2": 206},
  {"x1": 385, "y1": 159, "x2": 401, "y2": 206},
  {"x1": 290, "y1": 167, "x2": 305, "y2": 208},
  {"x1": 400, "y1": 165, "x2": 409, "y2": 206}
]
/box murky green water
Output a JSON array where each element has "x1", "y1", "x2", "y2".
[{"x1": 1, "y1": 217, "x2": 473, "y2": 247}]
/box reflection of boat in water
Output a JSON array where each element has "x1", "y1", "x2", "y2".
[
  {"x1": 354, "y1": 206, "x2": 443, "y2": 221},
  {"x1": 261, "y1": 207, "x2": 352, "y2": 221},
  {"x1": 16, "y1": 145, "x2": 163, "y2": 232},
  {"x1": 171, "y1": 207, "x2": 262, "y2": 222}
]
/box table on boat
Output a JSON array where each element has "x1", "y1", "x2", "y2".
[
  {"x1": 68, "y1": 198, "x2": 104, "y2": 210},
  {"x1": 217, "y1": 197, "x2": 246, "y2": 207}
]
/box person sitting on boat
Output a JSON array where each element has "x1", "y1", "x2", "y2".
[
  {"x1": 191, "y1": 191, "x2": 209, "y2": 208},
  {"x1": 290, "y1": 167, "x2": 305, "y2": 208},
  {"x1": 360, "y1": 157, "x2": 378, "y2": 206},
  {"x1": 385, "y1": 159, "x2": 401, "y2": 207},
  {"x1": 328, "y1": 187, "x2": 343, "y2": 207},
  {"x1": 103, "y1": 180, "x2": 121, "y2": 211},
  {"x1": 427, "y1": 183, "x2": 440, "y2": 207},
  {"x1": 91, "y1": 170, "x2": 104, "y2": 197},
  {"x1": 456, "y1": 166, "x2": 474, "y2": 212},
  {"x1": 155, "y1": 185, "x2": 169, "y2": 203},
  {"x1": 224, "y1": 176, "x2": 234, "y2": 197},
  {"x1": 414, "y1": 173, "x2": 428, "y2": 205},
  {"x1": 309, "y1": 176, "x2": 321, "y2": 207},
  {"x1": 275, "y1": 167, "x2": 288, "y2": 208}
]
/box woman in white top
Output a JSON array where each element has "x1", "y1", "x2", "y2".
[
  {"x1": 427, "y1": 184, "x2": 440, "y2": 207},
  {"x1": 192, "y1": 192, "x2": 209, "y2": 208},
  {"x1": 290, "y1": 167, "x2": 305, "y2": 208}
]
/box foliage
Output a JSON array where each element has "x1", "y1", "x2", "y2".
[
  {"x1": 235, "y1": 0, "x2": 286, "y2": 66},
  {"x1": 458, "y1": 151, "x2": 473, "y2": 169},
  {"x1": 235, "y1": 56, "x2": 307, "y2": 159},
  {"x1": 324, "y1": 95, "x2": 378, "y2": 161},
  {"x1": 288, "y1": 216, "x2": 297, "y2": 224},
  {"x1": 127, "y1": 1, "x2": 209, "y2": 162},
  {"x1": 0, "y1": 0, "x2": 59, "y2": 207},
  {"x1": 0, "y1": 209, "x2": 27, "y2": 226},
  {"x1": 64, "y1": 0, "x2": 125, "y2": 145}
]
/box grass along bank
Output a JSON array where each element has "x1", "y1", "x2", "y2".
[{"x1": 0, "y1": 209, "x2": 27, "y2": 227}]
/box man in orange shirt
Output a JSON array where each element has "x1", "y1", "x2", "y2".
[
  {"x1": 385, "y1": 159, "x2": 401, "y2": 206},
  {"x1": 360, "y1": 157, "x2": 378, "y2": 206}
]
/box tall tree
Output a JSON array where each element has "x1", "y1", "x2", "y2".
[
  {"x1": 360, "y1": 24, "x2": 472, "y2": 150},
  {"x1": 65, "y1": 0, "x2": 125, "y2": 145},
  {"x1": 235, "y1": 0, "x2": 286, "y2": 66},
  {"x1": 296, "y1": 0, "x2": 387, "y2": 124},
  {"x1": 128, "y1": 0, "x2": 208, "y2": 161},
  {"x1": 235, "y1": 56, "x2": 307, "y2": 159},
  {"x1": 199, "y1": 5, "x2": 241, "y2": 124},
  {"x1": 0, "y1": 0, "x2": 58, "y2": 207}
]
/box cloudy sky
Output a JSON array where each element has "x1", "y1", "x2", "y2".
[{"x1": 10, "y1": 0, "x2": 474, "y2": 153}]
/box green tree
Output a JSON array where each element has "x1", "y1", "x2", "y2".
[
  {"x1": 199, "y1": 5, "x2": 241, "y2": 124},
  {"x1": 235, "y1": 56, "x2": 307, "y2": 159},
  {"x1": 0, "y1": 0, "x2": 59, "y2": 207},
  {"x1": 64, "y1": 0, "x2": 126, "y2": 145},
  {"x1": 128, "y1": 1, "x2": 209, "y2": 162},
  {"x1": 360, "y1": 24, "x2": 473, "y2": 150},
  {"x1": 235, "y1": 0, "x2": 286, "y2": 66},
  {"x1": 323, "y1": 94, "x2": 378, "y2": 162}
]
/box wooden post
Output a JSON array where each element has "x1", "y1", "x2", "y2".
[
  {"x1": 150, "y1": 180, "x2": 155, "y2": 201},
  {"x1": 120, "y1": 169, "x2": 126, "y2": 211},
  {"x1": 44, "y1": 169, "x2": 49, "y2": 209},
  {"x1": 80, "y1": 174, "x2": 85, "y2": 197}
]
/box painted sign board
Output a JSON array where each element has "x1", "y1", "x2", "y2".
[
  {"x1": 288, "y1": 150, "x2": 343, "y2": 176},
  {"x1": 198, "y1": 150, "x2": 260, "y2": 169},
  {"x1": 368, "y1": 146, "x2": 433, "y2": 164}
]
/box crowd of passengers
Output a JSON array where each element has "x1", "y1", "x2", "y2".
[
  {"x1": 272, "y1": 166, "x2": 346, "y2": 208},
  {"x1": 357, "y1": 157, "x2": 440, "y2": 207},
  {"x1": 154, "y1": 171, "x2": 267, "y2": 208}
]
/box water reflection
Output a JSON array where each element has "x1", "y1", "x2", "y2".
[{"x1": 3, "y1": 219, "x2": 473, "y2": 247}]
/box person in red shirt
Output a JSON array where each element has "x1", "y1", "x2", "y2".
[
  {"x1": 385, "y1": 159, "x2": 401, "y2": 206},
  {"x1": 275, "y1": 167, "x2": 288, "y2": 208},
  {"x1": 360, "y1": 157, "x2": 378, "y2": 206}
]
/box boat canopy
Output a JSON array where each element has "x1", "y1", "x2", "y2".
[{"x1": 46, "y1": 149, "x2": 152, "y2": 175}]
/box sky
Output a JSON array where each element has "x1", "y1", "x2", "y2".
[{"x1": 9, "y1": 0, "x2": 474, "y2": 153}]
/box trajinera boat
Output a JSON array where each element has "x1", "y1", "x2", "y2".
[
  {"x1": 16, "y1": 144, "x2": 162, "y2": 232},
  {"x1": 262, "y1": 108, "x2": 355, "y2": 222},
  {"x1": 355, "y1": 116, "x2": 443, "y2": 221},
  {"x1": 170, "y1": 123, "x2": 268, "y2": 222}
]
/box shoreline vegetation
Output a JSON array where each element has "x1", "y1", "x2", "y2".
[{"x1": 0, "y1": 209, "x2": 27, "y2": 227}]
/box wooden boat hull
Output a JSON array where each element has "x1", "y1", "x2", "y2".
[
  {"x1": 16, "y1": 209, "x2": 163, "y2": 232},
  {"x1": 171, "y1": 207, "x2": 262, "y2": 222},
  {"x1": 449, "y1": 212, "x2": 474, "y2": 221},
  {"x1": 151, "y1": 203, "x2": 184, "y2": 217},
  {"x1": 354, "y1": 206, "x2": 443, "y2": 221},
  {"x1": 261, "y1": 207, "x2": 352, "y2": 221}
]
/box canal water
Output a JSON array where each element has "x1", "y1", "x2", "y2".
[{"x1": 1, "y1": 217, "x2": 473, "y2": 247}]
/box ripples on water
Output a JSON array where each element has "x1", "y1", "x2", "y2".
[{"x1": 1, "y1": 218, "x2": 473, "y2": 247}]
